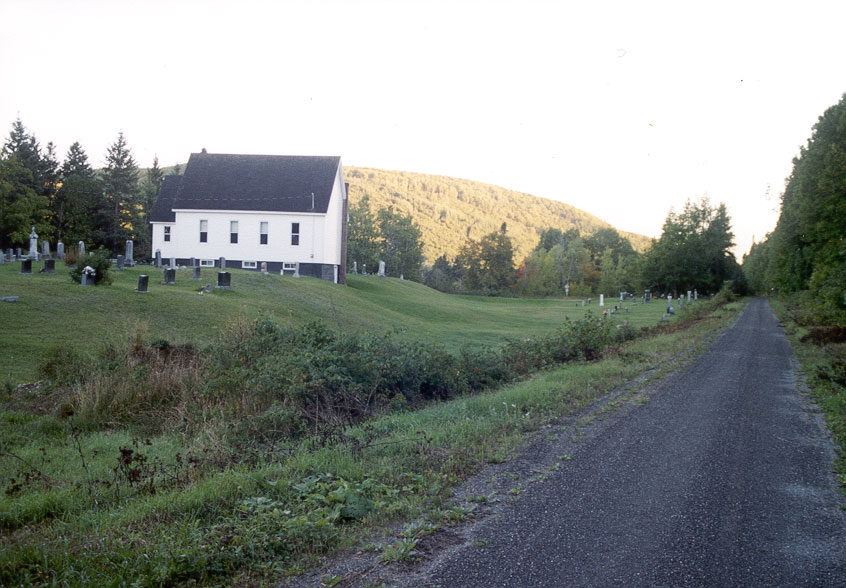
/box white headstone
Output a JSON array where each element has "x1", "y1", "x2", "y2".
[
  {"x1": 293, "y1": 262, "x2": 300, "y2": 278},
  {"x1": 28, "y1": 227, "x2": 38, "y2": 259},
  {"x1": 125, "y1": 240, "x2": 134, "y2": 264},
  {"x1": 78, "y1": 241, "x2": 85, "y2": 257},
  {"x1": 57, "y1": 241, "x2": 65, "y2": 259},
  {"x1": 378, "y1": 260, "x2": 386, "y2": 277},
  {"x1": 599, "y1": 294, "x2": 604, "y2": 307}
]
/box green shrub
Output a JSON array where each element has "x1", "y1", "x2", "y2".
[{"x1": 68, "y1": 247, "x2": 112, "y2": 285}]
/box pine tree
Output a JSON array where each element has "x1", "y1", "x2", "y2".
[
  {"x1": 101, "y1": 132, "x2": 139, "y2": 252},
  {"x1": 55, "y1": 142, "x2": 102, "y2": 244}
]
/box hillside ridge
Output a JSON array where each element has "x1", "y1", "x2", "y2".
[{"x1": 343, "y1": 166, "x2": 651, "y2": 262}]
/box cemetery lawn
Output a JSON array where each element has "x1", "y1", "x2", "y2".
[{"x1": 0, "y1": 262, "x2": 673, "y2": 384}]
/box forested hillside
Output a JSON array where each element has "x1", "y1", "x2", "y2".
[{"x1": 343, "y1": 166, "x2": 651, "y2": 263}]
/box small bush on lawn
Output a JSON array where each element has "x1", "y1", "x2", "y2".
[{"x1": 68, "y1": 247, "x2": 112, "y2": 285}]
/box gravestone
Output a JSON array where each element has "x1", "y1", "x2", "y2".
[
  {"x1": 599, "y1": 294, "x2": 604, "y2": 307},
  {"x1": 203, "y1": 283, "x2": 213, "y2": 293},
  {"x1": 581, "y1": 300, "x2": 585, "y2": 307},
  {"x1": 56, "y1": 241, "x2": 65, "y2": 260},
  {"x1": 219, "y1": 257, "x2": 226, "y2": 269},
  {"x1": 20, "y1": 259, "x2": 32, "y2": 274},
  {"x1": 136, "y1": 275, "x2": 149, "y2": 293},
  {"x1": 192, "y1": 266, "x2": 202, "y2": 280},
  {"x1": 41, "y1": 241, "x2": 50, "y2": 259},
  {"x1": 261, "y1": 262, "x2": 268, "y2": 275},
  {"x1": 293, "y1": 263, "x2": 300, "y2": 278},
  {"x1": 78, "y1": 241, "x2": 85, "y2": 258},
  {"x1": 216, "y1": 271, "x2": 232, "y2": 289},
  {"x1": 400, "y1": 274, "x2": 404, "y2": 280},
  {"x1": 378, "y1": 260, "x2": 386, "y2": 277},
  {"x1": 6, "y1": 248, "x2": 12, "y2": 261},
  {"x1": 40, "y1": 259, "x2": 55, "y2": 274},
  {"x1": 28, "y1": 227, "x2": 38, "y2": 259},
  {"x1": 352, "y1": 261, "x2": 357, "y2": 274},
  {"x1": 81, "y1": 266, "x2": 95, "y2": 286},
  {"x1": 679, "y1": 296, "x2": 684, "y2": 310},
  {"x1": 687, "y1": 290, "x2": 691, "y2": 303},
  {"x1": 362, "y1": 263, "x2": 367, "y2": 275},
  {"x1": 169, "y1": 256, "x2": 176, "y2": 269},
  {"x1": 0, "y1": 253, "x2": 4, "y2": 264},
  {"x1": 15, "y1": 248, "x2": 22, "y2": 260},
  {"x1": 116, "y1": 255, "x2": 125, "y2": 270},
  {"x1": 161, "y1": 268, "x2": 176, "y2": 285},
  {"x1": 190, "y1": 257, "x2": 196, "y2": 268},
  {"x1": 667, "y1": 295, "x2": 674, "y2": 315},
  {"x1": 565, "y1": 282, "x2": 569, "y2": 296},
  {"x1": 125, "y1": 240, "x2": 134, "y2": 266},
  {"x1": 154, "y1": 249, "x2": 162, "y2": 268},
  {"x1": 694, "y1": 289, "x2": 698, "y2": 301}
]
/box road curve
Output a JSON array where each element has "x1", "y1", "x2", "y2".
[{"x1": 409, "y1": 298, "x2": 846, "y2": 587}]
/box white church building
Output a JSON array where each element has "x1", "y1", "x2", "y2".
[{"x1": 150, "y1": 152, "x2": 349, "y2": 284}]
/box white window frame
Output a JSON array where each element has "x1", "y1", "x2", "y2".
[
  {"x1": 283, "y1": 262, "x2": 296, "y2": 270},
  {"x1": 230, "y1": 220, "x2": 239, "y2": 244},
  {"x1": 260, "y1": 221, "x2": 268, "y2": 245},
  {"x1": 199, "y1": 219, "x2": 208, "y2": 243},
  {"x1": 163, "y1": 226, "x2": 171, "y2": 242},
  {"x1": 291, "y1": 222, "x2": 300, "y2": 246},
  {"x1": 242, "y1": 260, "x2": 257, "y2": 269},
  {"x1": 199, "y1": 259, "x2": 214, "y2": 267}
]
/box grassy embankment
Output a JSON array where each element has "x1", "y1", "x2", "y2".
[
  {"x1": 769, "y1": 296, "x2": 846, "y2": 489},
  {"x1": 0, "y1": 261, "x2": 735, "y2": 586},
  {"x1": 0, "y1": 262, "x2": 663, "y2": 384}
]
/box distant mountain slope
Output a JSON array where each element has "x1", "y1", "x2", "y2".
[{"x1": 344, "y1": 166, "x2": 652, "y2": 263}]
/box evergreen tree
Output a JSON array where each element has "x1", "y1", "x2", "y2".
[
  {"x1": 101, "y1": 132, "x2": 139, "y2": 252},
  {"x1": 55, "y1": 142, "x2": 103, "y2": 245},
  {"x1": 3, "y1": 118, "x2": 43, "y2": 194}
]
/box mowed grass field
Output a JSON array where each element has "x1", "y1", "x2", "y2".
[{"x1": 0, "y1": 261, "x2": 674, "y2": 383}]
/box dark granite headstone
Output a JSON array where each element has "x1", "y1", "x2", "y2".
[
  {"x1": 216, "y1": 271, "x2": 231, "y2": 289},
  {"x1": 219, "y1": 257, "x2": 226, "y2": 269},
  {"x1": 136, "y1": 275, "x2": 149, "y2": 293},
  {"x1": 192, "y1": 266, "x2": 201, "y2": 280},
  {"x1": 116, "y1": 255, "x2": 125, "y2": 270},
  {"x1": 20, "y1": 259, "x2": 32, "y2": 274},
  {"x1": 162, "y1": 268, "x2": 176, "y2": 285},
  {"x1": 40, "y1": 259, "x2": 55, "y2": 273}
]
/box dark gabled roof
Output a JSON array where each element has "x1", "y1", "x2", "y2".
[
  {"x1": 169, "y1": 152, "x2": 341, "y2": 214},
  {"x1": 149, "y1": 174, "x2": 181, "y2": 222}
]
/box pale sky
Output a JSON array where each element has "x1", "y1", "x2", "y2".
[{"x1": 2, "y1": 0, "x2": 845, "y2": 259}]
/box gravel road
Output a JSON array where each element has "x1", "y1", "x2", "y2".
[{"x1": 397, "y1": 298, "x2": 846, "y2": 587}]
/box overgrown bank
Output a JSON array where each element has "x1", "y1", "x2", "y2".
[
  {"x1": 770, "y1": 295, "x2": 846, "y2": 488},
  {"x1": 1, "y1": 297, "x2": 736, "y2": 586}
]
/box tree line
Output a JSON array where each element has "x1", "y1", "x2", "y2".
[
  {"x1": 742, "y1": 93, "x2": 846, "y2": 324},
  {"x1": 0, "y1": 118, "x2": 162, "y2": 257},
  {"x1": 348, "y1": 192, "x2": 741, "y2": 298}
]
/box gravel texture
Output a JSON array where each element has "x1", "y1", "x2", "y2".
[{"x1": 392, "y1": 299, "x2": 846, "y2": 587}]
